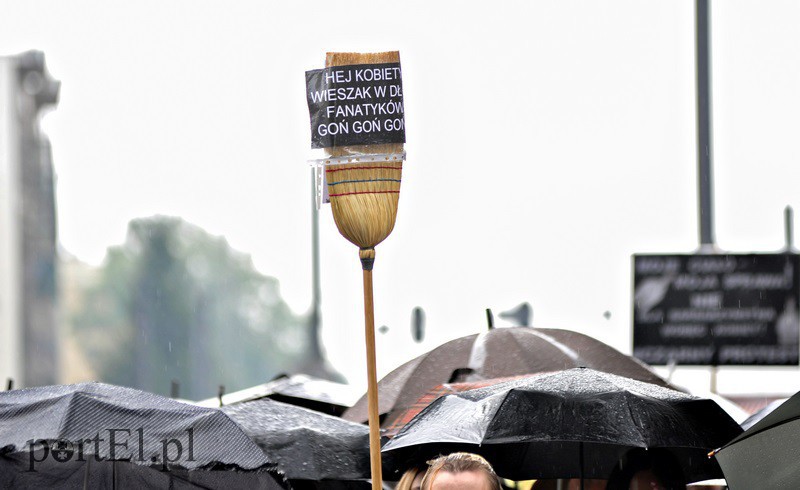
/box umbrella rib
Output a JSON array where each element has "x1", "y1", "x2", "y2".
[
  {"x1": 57, "y1": 391, "x2": 85, "y2": 440},
  {"x1": 467, "y1": 332, "x2": 490, "y2": 373},
  {"x1": 480, "y1": 389, "x2": 531, "y2": 444},
  {"x1": 526, "y1": 330, "x2": 581, "y2": 364},
  {"x1": 620, "y1": 392, "x2": 649, "y2": 448}
]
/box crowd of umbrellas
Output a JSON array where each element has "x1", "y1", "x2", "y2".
[{"x1": 0, "y1": 327, "x2": 796, "y2": 489}]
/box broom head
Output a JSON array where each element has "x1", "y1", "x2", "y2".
[{"x1": 325, "y1": 52, "x2": 404, "y2": 268}]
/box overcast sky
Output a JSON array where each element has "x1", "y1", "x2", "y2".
[{"x1": 4, "y1": 0, "x2": 800, "y2": 396}]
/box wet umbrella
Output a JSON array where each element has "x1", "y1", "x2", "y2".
[
  {"x1": 687, "y1": 391, "x2": 750, "y2": 426},
  {"x1": 221, "y1": 398, "x2": 376, "y2": 488},
  {"x1": 343, "y1": 327, "x2": 674, "y2": 424},
  {"x1": 0, "y1": 455, "x2": 286, "y2": 489},
  {"x1": 382, "y1": 368, "x2": 741, "y2": 483},
  {"x1": 382, "y1": 376, "x2": 528, "y2": 438},
  {"x1": 0, "y1": 382, "x2": 286, "y2": 489},
  {"x1": 197, "y1": 374, "x2": 361, "y2": 417},
  {"x1": 714, "y1": 390, "x2": 800, "y2": 489}
]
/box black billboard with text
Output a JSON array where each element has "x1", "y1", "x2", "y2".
[{"x1": 633, "y1": 253, "x2": 800, "y2": 366}]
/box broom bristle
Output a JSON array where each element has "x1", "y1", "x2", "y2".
[
  {"x1": 326, "y1": 161, "x2": 402, "y2": 248},
  {"x1": 325, "y1": 52, "x2": 404, "y2": 263}
]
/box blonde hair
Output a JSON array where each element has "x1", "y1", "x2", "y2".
[
  {"x1": 421, "y1": 452, "x2": 501, "y2": 490},
  {"x1": 396, "y1": 464, "x2": 427, "y2": 490}
]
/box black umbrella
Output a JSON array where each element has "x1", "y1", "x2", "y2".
[
  {"x1": 222, "y1": 398, "x2": 376, "y2": 489},
  {"x1": 343, "y1": 327, "x2": 674, "y2": 425},
  {"x1": 0, "y1": 382, "x2": 286, "y2": 489},
  {"x1": 382, "y1": 368, "x2": 741, "y2": 483},
  {"x1": 714, "y1": 390, "x2": 800, "y2": 489},
  {"x1": 0, "y1": 455, "x2": 286, "y2": 489},
  {"x1": 198, "y1": 374, "x2": 360, "y2": 417}
]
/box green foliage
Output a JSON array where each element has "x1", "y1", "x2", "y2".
[{"x1": 69, "y1": 216, "x2": 308, "y2": 400}]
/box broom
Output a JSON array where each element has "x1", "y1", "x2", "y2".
[{"x1": 325, "y1": 51, "x2": 403, "y2": 490}]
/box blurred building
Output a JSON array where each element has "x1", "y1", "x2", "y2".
[{"x1": 0, "y1": 51, "x2": 60, "y2": 388}]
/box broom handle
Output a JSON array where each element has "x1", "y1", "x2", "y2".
[{"x1": 363, "y1": 267, "x2": 383, "y2": 490}]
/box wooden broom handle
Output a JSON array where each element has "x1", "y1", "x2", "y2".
[{"x1": 363, "y1": 267, "x2": 383, "y2": 490}]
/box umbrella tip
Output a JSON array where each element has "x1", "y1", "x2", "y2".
[
  {"x1": 217, "y1": 385, "x2": 225, "y2": 407},
  {"x1": 486, "y1": 308, "x2": 494, "y2": 330},
  {"x1": 170, "y1": 379, "x2": 180, "y2": 398}
]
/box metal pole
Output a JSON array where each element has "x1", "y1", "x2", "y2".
[
  {"x1": 696, "y1": 0, "x2": 715, "y2": 249},
  {"x1": 710, "y1": 365, "x2": 718, "y2": 394},
  {"x1": 696, "y1": 0, "x2": 719, "y2": 388},
  {"x1": 309, "y1": 170, "x2": 323, "y2": 359},
  {"x1": 785, "y1": 206, "x2": 794, "y2": 251}
]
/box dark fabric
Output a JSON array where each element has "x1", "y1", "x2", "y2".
[
  {"x1": 382, "y1": 368, "x2": 741, "y2": 482},
  {"x1": 222, "y1": 398, "x2": 372, "y2": 482},
  {"x1": 382, "y1": 376, "x2": 527, "y2": 437},
  {"x1": 0, "y1": 382, "x2": 275, "y2": 475},
  {"x1": 716, "y1": 390, "x2": 800, "y2": 489},
  {"x1": 343, "y1": 327, "x2": 674, "y2": 425},
  {"x1": 0, "y1": 448, "x2": 288, "y2": 489}
]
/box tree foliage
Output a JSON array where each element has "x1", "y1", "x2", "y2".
[{"x1": 69, "y1": 216, "x2": 308, "y2": 400}]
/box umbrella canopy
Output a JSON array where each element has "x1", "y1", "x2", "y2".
[
  {"x1": 0, "y1": 456, "x2": 286, "y2": 489},
  {"x1": 714, "y1": 390, "x2": 800, "y2": 489},
  {"x1": 343, "y1": 327, "x2": 674, "y2": 424},
  {"x1": 0, "y1": 382, "x2": 284, "y2": 488},
  {"x1": 221, "y1": 397, "x2": 374, "y2": 486},
  {"x1": 382, "y1": 368, "x2": 741, "y2": 483},
  {"x1": 382, "y1": 376, "x2": 527, "y2": 438},
  {"x1": 686, "y1": 390, "x2": 751, "y2": 426},
  {"x1": 197, "y1": 374, "x2": 361, "y2": 417}
]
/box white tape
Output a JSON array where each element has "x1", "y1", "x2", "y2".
[{"x1": 308, "y1": 151, "x2": 406, "y2": 208}]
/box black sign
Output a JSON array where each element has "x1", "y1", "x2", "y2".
[
  {"x1": 306, "y1": 62, "x2": 405, "y2": 149},
  {"x1": 632, "y1": 253, "x2": 800, "y2": 366}
]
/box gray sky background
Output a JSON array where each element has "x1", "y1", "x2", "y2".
[{"x1": 4, "y1": 0, "x2": 800, "y2": 396}]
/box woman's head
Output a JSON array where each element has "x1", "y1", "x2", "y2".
[
  {"x1": 396, "y1": 463, "x2": 427, "y2": 490},
  {"x1": 420, "y1": 452, "x2": 501, "y2": 490}
]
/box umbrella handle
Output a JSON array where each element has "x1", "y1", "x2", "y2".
[{"x1": 363, "y1": 266, "x2": 383, "y2": 490}]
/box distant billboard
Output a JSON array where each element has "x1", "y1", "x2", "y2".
[{"x1": 632, "y1": 253, "x2": 800, "y2": 366}]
